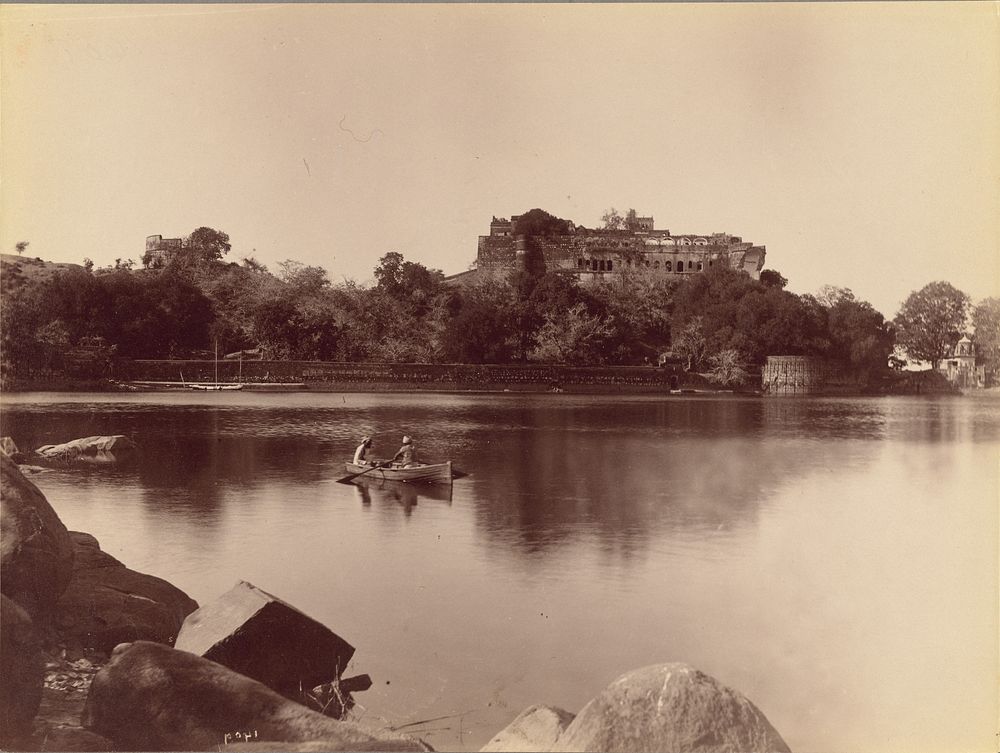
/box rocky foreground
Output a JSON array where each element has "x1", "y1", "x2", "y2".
[{"x1": 1, "y1": 443, "x2": 792, "y2": 752}]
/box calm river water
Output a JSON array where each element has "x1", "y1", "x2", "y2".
[{"x1": 1, "y1": 392, "x2": 997, "y2": 752}]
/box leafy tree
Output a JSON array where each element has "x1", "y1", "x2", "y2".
[
  {"x1": 818, "y1": 287, "x2": 894, "y2": 377},
  {"x1": 504, "y1": 210, "x2": 574, "y2": 359},
  {"x1": 82, "y1": 258, "x2": 94, "y2": 273},
  {"x1": 601, "y1": 208, "x2": 626, "y2": 231},
  {"x1": 241, "y1": 256, "x2": 268, "y2": 273},
  {"x1": 438, "y1": 280, "x2": 516, "y2": 363},
  {"x1": 373, "y1": 251, "x2": 444, "y2": 309},
  {"x1": 277, "y1": 260, "x2": 330, "y2": 293},
  {"x1": 759, "y1": 269, "x2": 788, "y2": 289},
  {"x1": 671, "y1": 266, "x2": 830, "y2": 365},
  {"x1": 374, "y1": 251, "x2": 406, "y2": 295},
  {"x1": 672, "y1": 316, "x2": 708, "y2": 370},
  {"x1": 972, "y1": 297, "x2": 1000, "y2": 374},
  {"x1": 594, "y1": 276, "x2": 679, "y2": 363},
  {"x1": 187, "y1": 227, "x2": 231, "y2": 263},
  {"x1": 530, "y1": 302, "x2": 614, "y2": 364},
  {"x1": 513, "y1": 208, "x2": 572, "y2": 238},
  {"x1": 0, "y1": 284, "x2": 48, "y2": 382},
  {"x1": 15, "y1": 241, "x2": 28, "y2": 256},
  {"x1": 894, "y1": 281, "x2": 970, "y2": 368},
  {"x1": 706, "y1": 349, "x2": 750, "y2": 386}
]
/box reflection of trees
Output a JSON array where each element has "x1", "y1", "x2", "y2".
[
  {"x1": 8, "y1": 394, "x2": 989, "y2": 569},
  {"x1": 454, "y1": 397, "x2": 881, "y2": 559}
]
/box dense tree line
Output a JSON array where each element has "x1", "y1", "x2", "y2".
[{"x1": 3, "y1": 217, "x2": 994, "y2": 387}]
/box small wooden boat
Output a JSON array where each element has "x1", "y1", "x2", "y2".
[{"x1": 343, "y1": 460, "x2": 453, "y2": 484}]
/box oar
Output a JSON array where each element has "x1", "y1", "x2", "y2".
[{"x1": 336, "y1": 462, "x2": 390, "y2": 485}]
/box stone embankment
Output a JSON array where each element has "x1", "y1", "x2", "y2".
[{"x1": 1, "y1": 441, "x2": 792, "y2": 753}]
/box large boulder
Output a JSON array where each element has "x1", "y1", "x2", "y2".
[
  {"x1": 0, "y1": 594, "x2": 45, "y2": 747},
  {"x1": 481, "y1": 705, "x2": 575, "y2": 752},
  {"x1": 34, "y1": 436, "x2": 136, "y2": 464},
  {"x1": 175, "y1": 580, "x2": 354, "y2": 697},
  {"x1": 52, "y1": 532, "x2": 198, "y2": 653},
  {"x1": 553, "y1": 664, "x2": 790, "y2": 753},
  {"x1": 0, "y1": 452, "x2": 75, "y2": 620},
  {"x1": 83, "y1": 641, "x2": 428, "y2": 752}
]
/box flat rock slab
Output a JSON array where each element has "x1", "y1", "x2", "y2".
[
  {"x1": 34, "y1": 436, "x2": 136, "y2": 464},
  {"x1": 175, "y1": 580, "x2": 355, "y2": 694},
  {"x1": 83, "y1": 641, "x2": 426, "y2": 752}
]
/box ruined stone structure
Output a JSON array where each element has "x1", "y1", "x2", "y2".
[
  {"x1": 144, "y1": 235, "x2": 185, "y2": 267},
  {"x1": 762, "y1": 355, "x2": 829, "y2": 395},
  {"x1": 938, "y1": 335, "x2": 985, "y2": 389},
  {"x1": 450, "y1": 213, "x2": 766, "y2": 286}
]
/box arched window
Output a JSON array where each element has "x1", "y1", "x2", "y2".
[
  {"x1": 697, "y1": 262, "x2": 703, "y2": 271},
  {"x1": 666, "y1": 261, "x2": 672, "y2": 271},
  {"x1": 599, "y1": 259, "x2": 606, "y2": 271},
  {"x1": 688, "y1": 260, "x2": 694, "y2": 271},
  {"x1": 592, "y1": 259, "x2": 599, "y2": 271},
  {"x1": 654, "y1": 260, "x2": 660, "y2": 269},
  {"x1": 607, "y1": 260, "x2": 613, "y2": 271}
]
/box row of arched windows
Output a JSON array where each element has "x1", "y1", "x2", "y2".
[
  {"x1": 576, "y1": 257, "x2": 714, "y2": 272},
  {"x1": 577, "y1": 258, "x2": 614, "y2": 271}
]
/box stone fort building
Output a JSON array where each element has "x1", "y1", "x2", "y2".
[
  {"x1": 144, "y1": 234, "x2": 186, "y2": 267},
  {"x1": 448, "y1": 213, "x2": 766, "y2": 286}
]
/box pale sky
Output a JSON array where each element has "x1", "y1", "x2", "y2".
[{"x1": 2, "y1": 2, "x2": 998, "y2": 318}]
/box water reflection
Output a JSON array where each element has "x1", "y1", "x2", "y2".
[
  {"x1": 350, "y1": 477, "x2": 452, "y2": 515},
  {"x1": 1, "y1": 392, "x2": 997, "y2": 753}
]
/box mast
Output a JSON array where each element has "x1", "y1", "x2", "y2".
[{"x1": 214, "y1": 339, "x2": 219, "y2": 385}]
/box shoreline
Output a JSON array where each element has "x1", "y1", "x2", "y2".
[{"x1": 1, "y1": 381, "x2": 968, "y2": 398}]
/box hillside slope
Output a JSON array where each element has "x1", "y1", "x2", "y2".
[{"x1": 1, "y1": 254, "x2": 83, "y2": 294}]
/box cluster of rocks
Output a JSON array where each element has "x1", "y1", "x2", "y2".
[
  {"x1": 1, "y1": 437, "x2": 793, "y2": 753},
  {"x1": 0, "y1": 451, "x2": 424, "y2": 752}
]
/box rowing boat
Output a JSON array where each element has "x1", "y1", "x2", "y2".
[{"x1": 343, "y1": 460, "x2": 453, "y2": 484}]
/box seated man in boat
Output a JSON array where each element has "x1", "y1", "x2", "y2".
[
  {"x1": 353, "y1": 436, "x2": 373, "y2": 465},
  {"x1": 390, "y1": 435, "x2": 418, "y2": 468}
]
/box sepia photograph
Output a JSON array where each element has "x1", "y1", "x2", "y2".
[{"x1": 0, "y1": 2, "x2": 997, "y2": 752}]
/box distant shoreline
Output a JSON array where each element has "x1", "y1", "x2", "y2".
[
  {"x1": 1, "y1": 378, "x2": 969, "y2": 398},
  {"x1": 1, "y1": 359, "x2": 968, "y2": 397}
]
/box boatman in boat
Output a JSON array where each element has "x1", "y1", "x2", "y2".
[
  {"x1": 390, "y1": 435, "x2": 418, "y2": 468},
  {"x1": 353, "y1": 436, "x2": 373, "y2": 465}
]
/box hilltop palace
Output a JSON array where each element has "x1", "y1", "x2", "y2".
[{"x1": 447, "y1": 213, "x2": 766, "y2": 286}]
